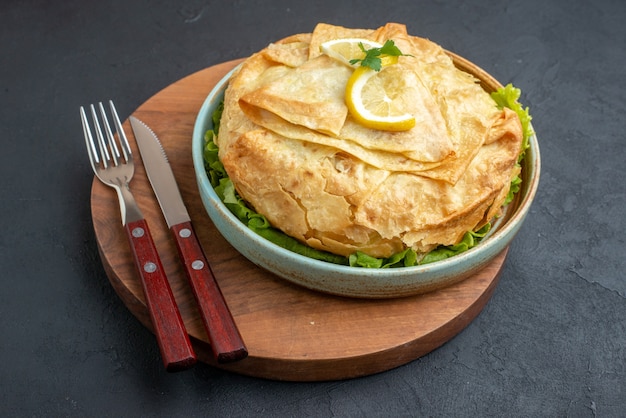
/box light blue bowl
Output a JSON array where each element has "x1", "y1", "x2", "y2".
[{"x1": 192, "y1": 66, "x2": 541, "y2": 298}]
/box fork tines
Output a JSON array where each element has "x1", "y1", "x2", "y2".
[{"x1": 80, "y1": 101, "x2": 131, "y2": 169}]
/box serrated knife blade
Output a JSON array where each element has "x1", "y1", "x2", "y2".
[
  {"x1": 130, "y1": 116, "x2": 247, "y2": 364},
  {"x1": 130, "y1": 118, "x2": 190, "y2": 228}
]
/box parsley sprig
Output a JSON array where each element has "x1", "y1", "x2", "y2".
[{"x1": 349, "y1": 40, "x2": 411, "y2": 71}]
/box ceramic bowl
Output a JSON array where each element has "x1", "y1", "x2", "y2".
[{"x1": 192, "y1": 58, "x2": 540, "y2": 299}]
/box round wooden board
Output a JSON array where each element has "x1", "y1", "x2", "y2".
[{"x1": 91, "y1": 59, "x2": 508, "y2": 381}]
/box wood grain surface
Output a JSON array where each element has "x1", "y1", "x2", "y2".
[{"x1": 90, "y1": 59, "x2": 508, "y2": 381}]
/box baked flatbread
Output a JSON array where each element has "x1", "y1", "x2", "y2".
[{"x1": 217, "y1": 23, "x2": 523, "y2": 258}]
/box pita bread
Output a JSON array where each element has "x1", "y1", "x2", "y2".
[{"x1": 216, "y1": 23, "x2": 523, "y2": 258}]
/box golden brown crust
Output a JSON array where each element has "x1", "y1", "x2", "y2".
[{"x1": 217, "y1": 23, "x2": 524, "y2": 258}]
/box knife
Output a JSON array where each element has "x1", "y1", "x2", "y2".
[
  {"x1": 81, "y1": 103, "x2": 196, "y2": 373},
  {"x1": 129, "y1": 116, "x2": 248, "y2": 364}
]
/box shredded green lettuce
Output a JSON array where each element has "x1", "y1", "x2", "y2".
[
  {"x1": 349, "y1": 247, "x2": 418, "y2": 268},
  {"x1": 203, "y1": 83, "x2": 532, "y2": 268}
]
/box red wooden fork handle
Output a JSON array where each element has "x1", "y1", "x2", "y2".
[{"x1": 125, "y1": 218, "x2": 197, "y2": 372}]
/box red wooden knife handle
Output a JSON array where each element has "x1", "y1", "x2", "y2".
[
  {"x1": 124, "y1": 218, "x2": 197, "y2": 372},
  {"x1": 171, "y1": 221, "x2": 248, "y2": 363}
]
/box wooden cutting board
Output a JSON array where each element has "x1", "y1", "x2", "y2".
[{"x1": 90, "y1": 59, "x2": 508, "y2": 381}]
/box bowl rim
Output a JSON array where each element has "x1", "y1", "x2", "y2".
[{"x1": 192, "y1": 63, "x2": 541, "y2": 278}]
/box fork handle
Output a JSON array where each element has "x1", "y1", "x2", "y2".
[
  {"x1": 171, "y1": 221, "x2": 248, "y2": 364},
  {"x1": 124, "y1": 218, "x2": 197, "y2": 372}
]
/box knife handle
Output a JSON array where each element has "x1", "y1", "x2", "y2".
[
  {"x1": 124, "y1": 218, "x2": 197, "y2": 372},
  {"x1": 171, "y1": 221, "x2": 248, "y2": 364}
]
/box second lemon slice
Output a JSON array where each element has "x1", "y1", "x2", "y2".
[
  {"x1": 320, "y1": 38, "x2": 383, "y2": 67},
  {"x1": 345, "y1": 65, "x2": 416, "y2": 132}
]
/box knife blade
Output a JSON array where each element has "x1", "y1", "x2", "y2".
[{"x1": 130, "y1": 116, "x2": 247, "y2": 364}]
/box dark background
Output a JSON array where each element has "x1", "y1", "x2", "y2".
[{"x1": 1, "y1": 0, "x2": 625, "y2": 416}]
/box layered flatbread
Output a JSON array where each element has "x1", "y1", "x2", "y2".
[{"x1": 216, "y1": 23, "x2": 523, "y2": 258}]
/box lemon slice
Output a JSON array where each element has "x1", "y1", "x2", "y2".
[
  {"x1": 345, "y1": 65, "x2": 416, "y2": 132},
  {"x1": 320, "y1": 38, "x2": 382, "y2": 67}
]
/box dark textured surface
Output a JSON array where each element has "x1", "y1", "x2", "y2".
[{"x1": 1, "y1": 0, "x2": 625, "y2": 416}]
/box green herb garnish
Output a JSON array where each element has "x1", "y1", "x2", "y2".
[{"x1": 349, "y1": 39, "x2": 411, "y2": 71}]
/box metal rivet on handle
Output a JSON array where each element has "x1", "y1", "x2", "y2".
[
  {"x1": 179, "y1": 228, "x2": 191, "y2": 238},
  {"x1": 192, "y1": 260, "x2": 204, "y2": 270},
  {"x1": 132, "y1": 227, "x2": 145, "y2": 238},
  {"x1": 144, "y1": 262, "x2": 157, "y2": 273}
]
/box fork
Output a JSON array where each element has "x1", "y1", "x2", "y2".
[{"x1": 81, "y1": 101, "x2": 197, "y2": 372}]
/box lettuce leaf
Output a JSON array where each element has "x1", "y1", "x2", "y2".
[
  {"x1": 419, "y1": 223, "x2": 491, "y2": 265},
  {"x1": 349, "y1": 248, "x2": 418, "y2": 268},
  {"x1": 203, "y1": 83, "x2": 532, "y2": 268},
  {"x1": 491, "y1": 83, "x2": 533, "y2": 162},
  {"x1": 491, "y1": 84, "x2": 534, "y2": 205}
]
